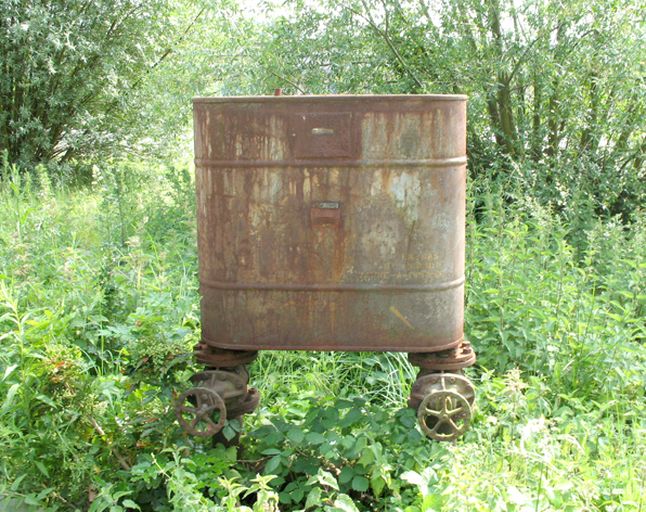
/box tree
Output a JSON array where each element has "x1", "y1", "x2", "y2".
[
  {"x1": 222, "y1": 0, "x2": 644, "y2": 217},
  {"x1": 0, "y1": 0, "x2": 187, "y2": 167}
]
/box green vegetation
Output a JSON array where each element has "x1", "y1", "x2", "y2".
[
  {"x1": 1, "y1": 0, "x2": 644, "y2": 510},
  {"x1": 0, "y1": 159, "x2": 643, "y2": 510}
]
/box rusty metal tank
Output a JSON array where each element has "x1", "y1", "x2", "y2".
[
  {"x1": 178, "y1": 94, "x2": 477, "y2": 442},
  {"x1": 194, "y1": 94, "x2": 467, "y2": 352}
]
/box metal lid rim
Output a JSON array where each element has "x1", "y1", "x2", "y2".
[{"x1": 193, "y1": 94, "x2": 468, "y2": 103}]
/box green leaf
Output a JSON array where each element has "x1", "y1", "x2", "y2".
[
  {"x1": 287, "y1": 427, "x2": 305, "y2": 444},
  {"x1": 370, "y1": 475, "x2": 386, "y2": 497},
  {"x1": 305, "y1": 432, "x2": 325, "y2": 445},
  {"x1": 351, "y1": 475, "x2": 369, "y2": 492},
  {"x1": 122, "y1": 499, "x2": 141, "y2": 510},
  {"x1": 35, "y1": 394, "x2": 58, "y2": 408},
  {"x1": 338, "y1": 466, "x2": 354, "y2": 484},
  {"x1": 35, "y1": 487, "x2": 54, "y2": 500},
  {"x1": 23, "y1": 495, "x2": 42, "y2": 506},
  {"x1": 35, "y1": 461, "x2": 50, "y2": 478},
  {"x1": 340, "y1": 407, "x2": 362, "y2": 427},
  {"x1": 305, "y1": 487, "x2": 322, "y2": 510},
  {"x1": 421, "y1": 493, "x2": 444, "y2": 510},
  {"x1": 10, "y1": 474, "x2": 27, "y2": 491},
  {"x1": 278, "y1": 491, "x2": 292, "y2": 505},
  {"x1": 1, "y1": 383, "x2": 19, "y2": 414},
  {"x1": 357, "y1": 447, "x2": 374, "y2": 466},
  {"x1": 289, "y1": 485, "x2": 305, "y2": 503},
  {"x1": 333, "y1": 493, "x2": 360, "y2": 512},
  {"x1": 2, "y1": 364, "x2": 17, "y2": 381},
  {"x1": 222, "y1": 424, "x2": 236, "y2": 441},
  {"x1": 264, "y1": 455, "x2": 282, "y2": 474},
  {"x1": 315, "y1": 469, "x2": 339, "y2": 490}
]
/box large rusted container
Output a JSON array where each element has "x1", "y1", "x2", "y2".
[
  {"x1": 178, "y1": 95, "x2": 477, "y2": 442},
  {"x1": 194, "y1": 95, "x2": 467, "y2": 352}
]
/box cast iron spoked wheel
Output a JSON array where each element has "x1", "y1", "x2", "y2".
[
  {"x1": 175, "y1": 387, "x2": 226, "y2": 437},
  {"x1": 417, "y1": 389, "x2": 472, "y2": 442}
]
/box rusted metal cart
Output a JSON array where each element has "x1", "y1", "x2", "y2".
[{"x1": 176, "y1": 94, "x2": 476, "y2": 441}]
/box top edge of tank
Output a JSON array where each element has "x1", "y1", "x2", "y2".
[{"x1": 193, "y1": 94, "x2": 467, "y2": 104}]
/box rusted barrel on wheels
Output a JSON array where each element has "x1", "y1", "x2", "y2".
[{"x1": 178, "y1": 95, "x2": 476, "y2": 441}]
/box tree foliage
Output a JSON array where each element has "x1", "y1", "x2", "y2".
[
  {"x1": 220, "y1": 0, "x2": 645, "y2": 217},
  {"x1": 0, "y1": 0, "x2": 194, "y2": 166},
  {"x1": 2, "y1": 0, "x2": 643, "y2": 217}
]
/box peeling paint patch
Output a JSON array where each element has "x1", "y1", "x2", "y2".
[{"x1": 389, "y1": 172, "x2": 421, "y2": 223}]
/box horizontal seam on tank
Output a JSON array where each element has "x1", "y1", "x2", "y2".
[
  {"x1": 199, "y1": 276, "x2": 465, "y2": 292},
  {"x1": 200, "y1": 338, "x2": 464, "y2": 353},
  {"x1": 194, "y1": 157, "x2": 467, "y2": 168}
]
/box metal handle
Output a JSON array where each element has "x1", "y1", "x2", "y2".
[
  {"x1": 311, "y1": 127, "x2": 335, "y2": 136},
  {"x1": 310, "y1": 201, "x2": 341, "y2": 227},
  {"x1": 292, "y1": 113, "x2": 357, "y2": 159}
]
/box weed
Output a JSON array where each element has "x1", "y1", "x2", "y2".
[{"x1": 0, "y1": 161, "x2": 643, "y2": 510}]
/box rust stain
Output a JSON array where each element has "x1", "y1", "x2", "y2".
[{"x1": 193, "y1": 95, "x2": 467, "y2": 352}]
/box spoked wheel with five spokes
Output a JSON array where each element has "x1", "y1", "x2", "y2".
[
  {"x1": 417, "y1": 389, "x2": 472, "y2": 441},
  {"x1": 175, "y1": 387, "x2": 226, "y2": 437}
]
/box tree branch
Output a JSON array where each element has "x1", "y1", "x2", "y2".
[{"x1": 351, "y1": 1, "x2": 424, "y2": 90}]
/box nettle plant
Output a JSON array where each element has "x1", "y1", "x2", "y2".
[{"x1": 231, "y1": 396, "x2": 440, "y2": 510}]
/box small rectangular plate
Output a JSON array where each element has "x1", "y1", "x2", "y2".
[{"x1": 291, "y1": 113, "x2": 358, "y2": 159}]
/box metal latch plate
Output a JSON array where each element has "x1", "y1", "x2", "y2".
[{"x1": 291, "y1": 113, "x2": 358, "y2": 159}]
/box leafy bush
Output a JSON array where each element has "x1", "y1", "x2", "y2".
[
  {"x1": 0, "y1": 160, "x2": 643, "y2": 510},
  {"x1": 466, "y1": 189, "x2": 645, "y2": 406}
]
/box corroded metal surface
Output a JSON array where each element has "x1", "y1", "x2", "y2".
[
  {"x1": 408, "y1": 371, "x2": 475, "y2": 409},
  {"x1": 175, "y1": 367, "x2": 259, "y2": 437},
  {"x1": 409, "y1": 372, "x2": 475, "y2": 441},
  {"x1": 176, "y1": 387, "x2": 226, "y2": 437},
  {"x1": 408, "y1": 340, "x2": 476, "y2": 370},
  {"x1": 194, "y1": 343, "x2": 258, "y2": 367},
  {"x1": 193, "y1": 95, "x2": 467, "y2": 352}
]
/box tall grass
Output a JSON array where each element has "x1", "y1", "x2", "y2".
[{"x1": 0, "y1": 159, "x2": 643, "y2": 510}]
